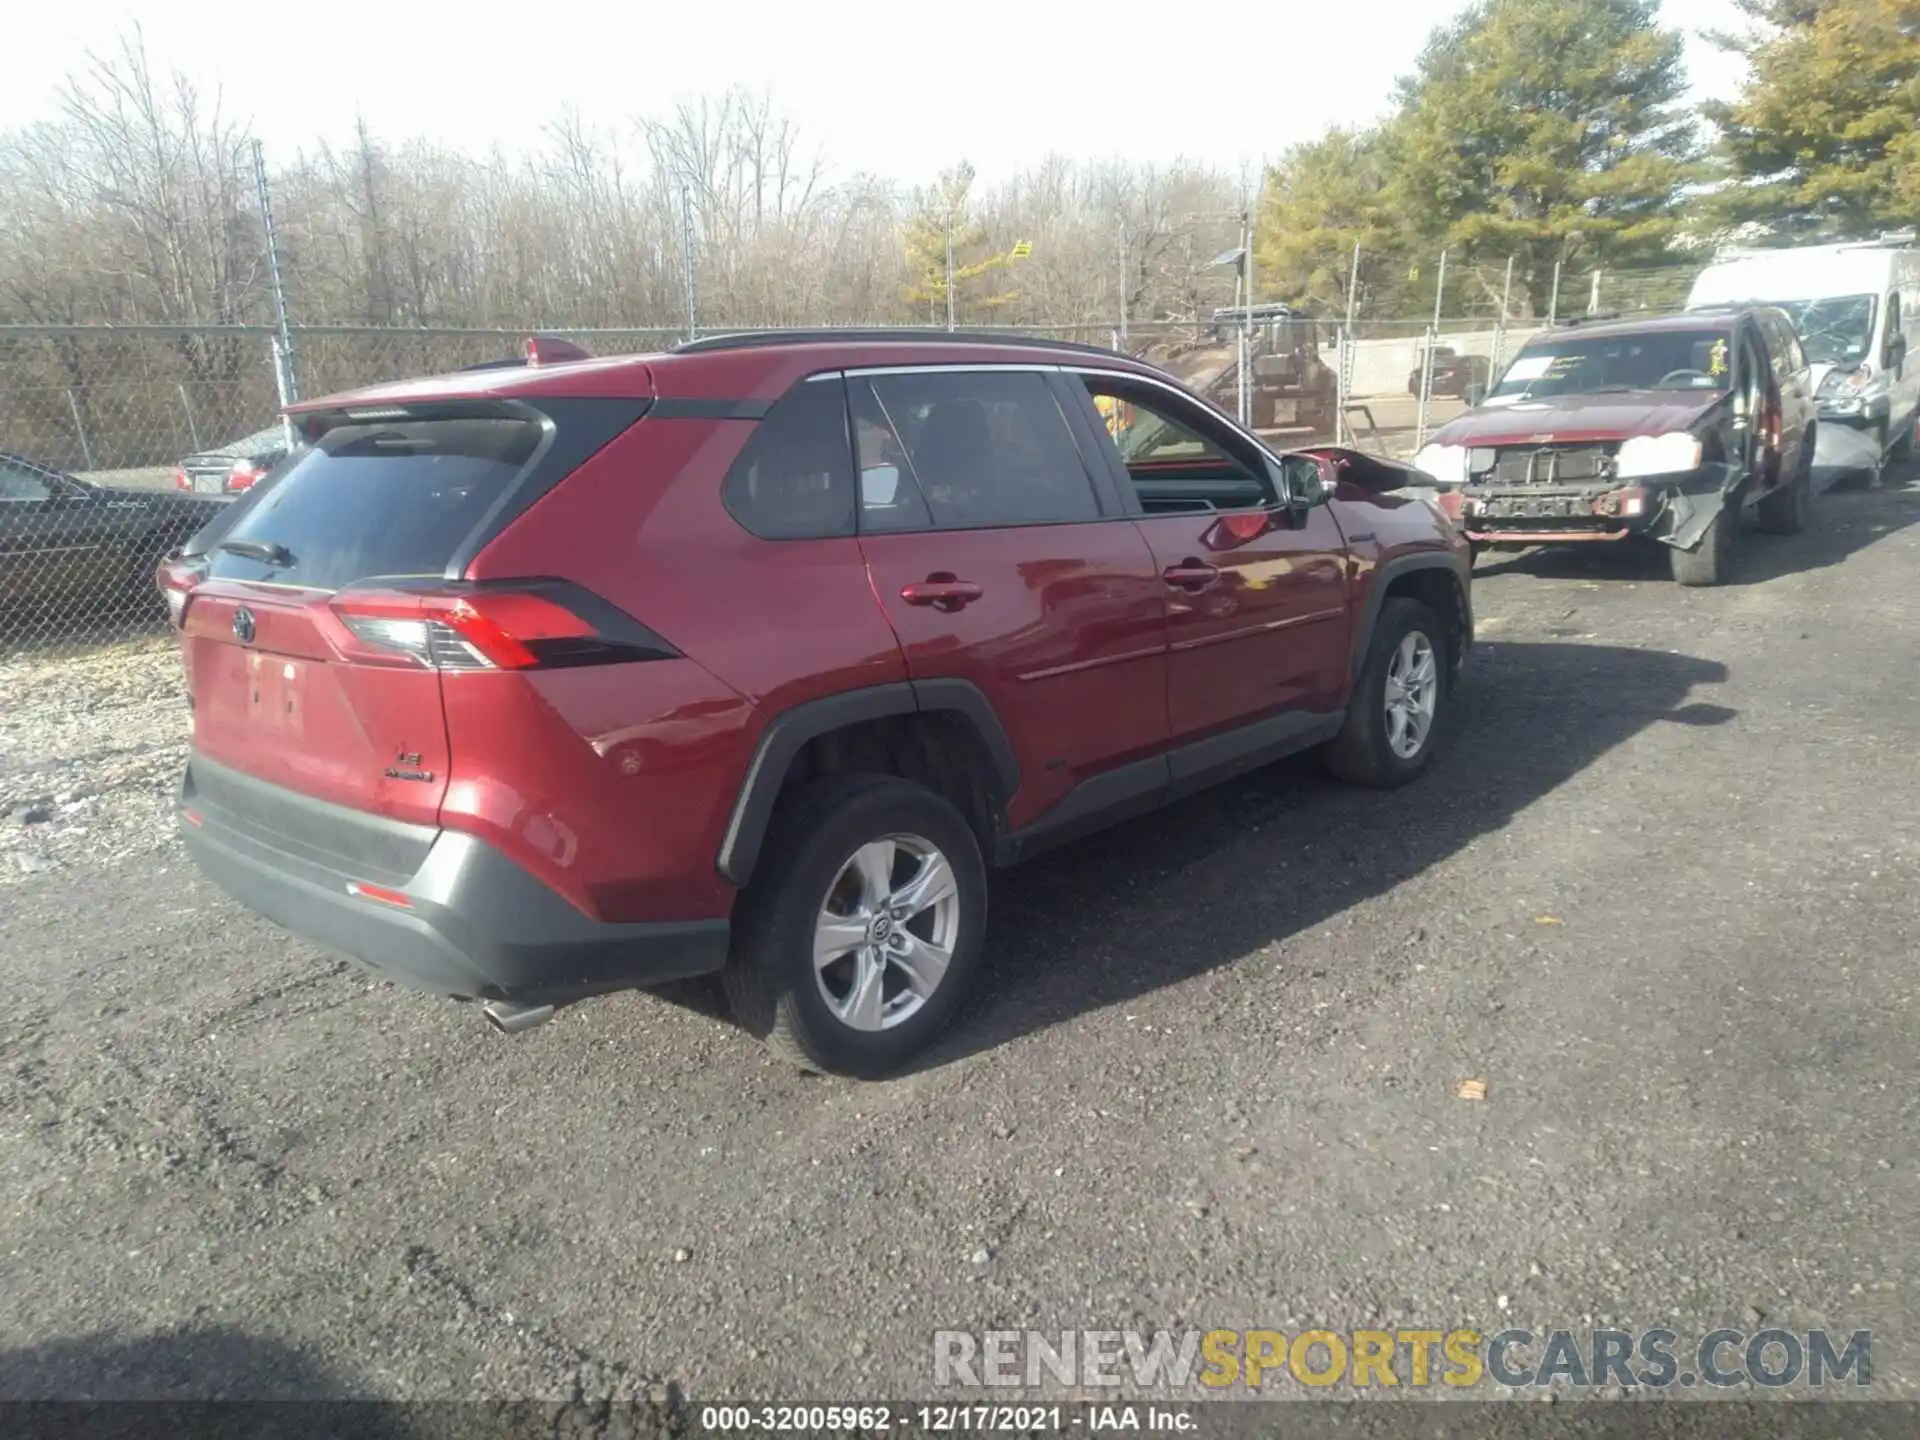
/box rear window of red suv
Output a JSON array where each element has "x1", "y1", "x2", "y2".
[{"x1": 201, "y1": 416, "x2": 542, "y2": 589}]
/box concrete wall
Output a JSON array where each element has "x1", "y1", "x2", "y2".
[{"x1": 1347, "y1": 326, "x2": 1549, "y2": 397}]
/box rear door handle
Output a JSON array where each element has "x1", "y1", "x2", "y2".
[
  {"x1": 1162, "y1": 560, "x2": 1220, "y2": 591},
  {"x1": 900, "y1": 574, "x2": 983, "y2": 612}
]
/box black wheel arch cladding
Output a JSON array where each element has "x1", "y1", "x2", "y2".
[{"x1": 716, "y1": 679, "x2": 1020, "y2": 888}]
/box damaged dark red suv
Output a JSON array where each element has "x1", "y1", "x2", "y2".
[
  {"x1": 160, "y1": 331, "x2": 1471, "y2": 1076},
  {"x1": 1417, "y1": 309, "x2": 1819, "y2": 586}
]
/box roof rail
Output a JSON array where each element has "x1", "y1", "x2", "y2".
[
  {"x1": 671, "y1": 328, "x2": 1127, "y2": 359},
  {"x1": 1560, "y1": 311, "x2": 1625, "y2": 327}
]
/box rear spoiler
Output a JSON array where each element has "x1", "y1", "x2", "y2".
[{"x1": 457, "y1": 336, "x2": 594, "y2": 373}]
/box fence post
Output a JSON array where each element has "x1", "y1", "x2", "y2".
[
  {"x1": 1415, "y1": 248, "x2": 1447, "y2": 451},
  {"x1": 681, "y1": 185, "x2": 699, "y2": 343},
  {"x1": 1492, "y1": 253, "x2": 1515, "y2": 374},
  {"x1": 65, "y1": 391, "x2": 95, "y2": 471},
  {"x1": 177, "y1": 383, "x2": 201, "y2": 451},
  {"x1": 1337, "y1": 242, "x2": 1362, "y2": 445}
]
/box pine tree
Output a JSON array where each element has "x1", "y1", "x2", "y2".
[
  {"x1": 1385, "y1": 0, "x2": 1698, "y2": 314},
  {"x1": 1704, "y1": 0, "x2": 1920, "y2": 238}
]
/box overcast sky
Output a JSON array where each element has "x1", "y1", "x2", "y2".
[{"x1": 2, "y1": 0, "x2": 1753, "y2": 186}]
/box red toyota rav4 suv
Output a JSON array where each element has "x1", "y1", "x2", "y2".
[{"x1": 161, "y1": 332, "x2": 1471, "y2": 1076}]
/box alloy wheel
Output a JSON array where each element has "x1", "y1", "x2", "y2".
[
  {"x1": 1384, "y1": 630, "x2": 1439, "y2": 760},
  {"x1": 812, "y1": 835, "x2": 961, "y2": 1032}
]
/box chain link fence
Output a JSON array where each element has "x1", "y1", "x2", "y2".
[{"x1": 0, "y1": 261, "x2": 1709, "y2": 661}]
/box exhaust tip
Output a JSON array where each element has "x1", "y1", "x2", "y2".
[{"x1": 482, "y1": 1000, "x2": 556, "y2": 1035}]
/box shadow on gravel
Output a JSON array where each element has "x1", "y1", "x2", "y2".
[
  {"x1": 0, "y1": 1328, "x2": 686, "y2": 1438},
  {"x1": 1474, "y1": 465, "x2": 1920, "y2": 587},
  {"x1": 0, "y1": 1326, "x2": 373, "y2": 1404},
  {"x1": 905, "y1": 640, "x2": 1732, "y2": 1072}
]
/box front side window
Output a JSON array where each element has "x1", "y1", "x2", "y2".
[
  {"x1": 1079, "y1": 377, "x2": 1276, "y2": 514},
  {"x1": 863, "y1": 369, "x2": 1098, "y2": 530}
]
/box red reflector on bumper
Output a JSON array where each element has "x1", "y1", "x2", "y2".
[{"x1": 347, "y1": 880, "x2": 413, "y2": 909}]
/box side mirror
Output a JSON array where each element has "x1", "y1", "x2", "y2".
[
  {"x1": 1463, "y1": 383, "x2": 1487, "y2": 407},
  {"x1": 1887, "y1": 334, "x2": 1907, "y2": 376}
]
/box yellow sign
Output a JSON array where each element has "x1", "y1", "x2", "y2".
[{"x1": 1009, "y1": 240, "x2": 1033, "y2": 260}]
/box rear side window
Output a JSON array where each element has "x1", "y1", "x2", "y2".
[
  {"x1": 721, "y1": 379, "x2": 856, "y2": 540},
  {"x1": 204, "y1": 417, "x2": 542, "y2": 590},
  {"x1": 866, "y1": 369, "x2": 1098, "y2": 529}
]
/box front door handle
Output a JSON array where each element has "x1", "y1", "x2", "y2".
[
  {"x1": 1162, "y1": 560, "x2": 1220, "y2": 591},
  {"x1": 901, "y1": 574, "x2": 983, "y2": 612}
]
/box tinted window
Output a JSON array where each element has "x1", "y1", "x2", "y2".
[
  {"x1": 721, "y1": 379, "x2": 856, "y2": 540},
  {"x1": 849, "y1": 380, "x2": 933, "y2": 533},
  {"x1": 204, "y1": 416, "x2": 541, "y2": 589},
  {"x1": 867, "y1": 370, "x2": 1098, "y2": 529}
]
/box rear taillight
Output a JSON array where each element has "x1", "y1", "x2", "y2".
[
  {"x1": 171, "y1": 466, "x2": 190, "y2": 491},
  {"x1": 156, "y1": 556, "x2": 205, "y2": 628},
  {"x1": 228, "y1": 459, "x2": 267, "y2": 491},
  {"x1": 325, "y1": 582, "x2": 677, "y2": 671}
]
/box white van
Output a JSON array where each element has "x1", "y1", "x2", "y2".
[{"x1": 1687, "y1": 236, "x2": 1920, "y2": 475}]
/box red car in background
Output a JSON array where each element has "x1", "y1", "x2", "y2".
[{"x1": 1415, "y1": 308, "x2": 1820, "y2": 586}]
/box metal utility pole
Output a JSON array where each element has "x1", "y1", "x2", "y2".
[
  {"x1": 680, "y1": 185, "x2": 698, "y2": 343},
  {"x1": 1548, "y1": 261, "x2": 1563, "y2": 328},
  {"x1": 1117, "y1": 224, "x2": 1129, "y2": 347},
  {"x1": 251, "y1": 139, "x2": 298, "y2": 444},
  {"x1": 1588, "y1": 267, "x2": 1603, "y2": 316},
  {"x1": 1415, "y1": 248, "x2": 1448, "y2": 450},
  {"x1": 1238, "y1": 209, "x2": 1254, "y2": 426}
]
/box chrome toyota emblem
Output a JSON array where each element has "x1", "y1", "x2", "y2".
[{"x1": 231, "y1": 606, "x2": 256, "y2": 644}]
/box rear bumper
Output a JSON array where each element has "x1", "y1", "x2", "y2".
[{"x1": 179, "y1": 757, "x2": 729, "y2": 1006}]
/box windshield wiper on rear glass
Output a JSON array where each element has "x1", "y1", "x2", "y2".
[{"x1": 215, "y1": 538, "x2": 295, "y2": 568}]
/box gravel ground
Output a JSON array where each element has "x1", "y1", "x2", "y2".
[
  {"x1": 0, "y1": 640, "x2": 186, "y2": 882},
  {"x1": 1, "y1": 470, "x2": 1918, "y2": 1415}
]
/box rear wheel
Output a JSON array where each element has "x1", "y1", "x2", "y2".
[
  {"x1": 723, "y1": 774, "x2": 987, "y2": 1077},
  {"x1": 1326, "y1": 597, "x2": 1450, "y2": 788}
]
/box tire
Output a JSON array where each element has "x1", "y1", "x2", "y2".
[
  {"x1": 1755, "y1": 444, "x2": 1811, "y2": 535},
  {"x1": 1325, "y1": 596, "x2": 1450, "y2": 788},
  {"x1": 722, "y1": 773, "x2": 988, "y2": 1078},
  {"x1": 1670, "y1": 504, "x2": 1736, "y2": 586},
  {"x1": 1892, "y1": 414, "x2": 1917, "y2": 463}
]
